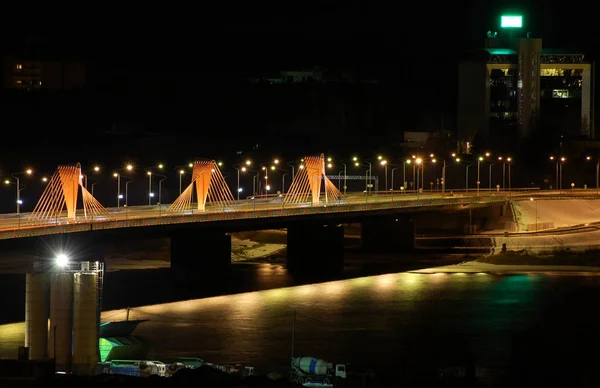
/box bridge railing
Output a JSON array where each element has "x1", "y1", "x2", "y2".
[{"x1": 0, "y1": 194, "x2": 510, "y2": 240}]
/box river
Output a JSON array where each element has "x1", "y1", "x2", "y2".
[
  {"x1": 2, "y1": 242, "x2": 600, "y2": 386},
  {"x1": 3, "y1": 262, "x2": 600, "y2": 386}
]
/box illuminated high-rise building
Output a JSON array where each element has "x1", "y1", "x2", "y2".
[{"x1": 457, "y1": 14, "x2": 595, "y2": 153}]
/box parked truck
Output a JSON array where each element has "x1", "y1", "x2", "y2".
[{"x1": 290, "y1": 357, "x2": 346, "y2": 387}]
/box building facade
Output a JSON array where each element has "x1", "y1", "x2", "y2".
[
  {"x1": 457, "y1": 22, "x2": 594, "y2": 153},
  {"x1": 3, "y1": 56, "x2": 85, "y2": 90}
]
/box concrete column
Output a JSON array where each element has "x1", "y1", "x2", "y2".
[
  {"x1": 286, "y1": 224, "x2": 344, "y2": 275},
  {"x1": 361, "y1": 216, "x2": 415, "y2": 253},
  {"x1": 170, "y1": 230, "x2": 231, "y2": 273},
  {"x1": 49, "y1": 272, "x2": 73, "y2": 373},
  {"x1": 25, "y1": 273, "x2": 48, "y2": 360}
]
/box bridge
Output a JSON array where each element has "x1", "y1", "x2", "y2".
[
  {"x1": 0, "y1": 154, "x2": 548, "y2": 238},
  {"x1": 0, "y1": 153, "x2": 587, "y2": 276}
]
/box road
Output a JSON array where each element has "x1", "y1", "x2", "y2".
[{"x1": 0, "y1": 189, "x2": 593, "y2": 238}]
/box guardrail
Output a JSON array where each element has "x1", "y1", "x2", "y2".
[{"x1": 0, "y1": 194, "x2": 510, "y2": 240}]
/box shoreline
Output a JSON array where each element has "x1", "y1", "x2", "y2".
[{"x1": 411, "y1": 260, "x2": 600, "y2": 274}]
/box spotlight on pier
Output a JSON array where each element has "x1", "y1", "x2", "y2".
[{"x1": 55, "y1": 253, "x2": 69, "y2": 267}]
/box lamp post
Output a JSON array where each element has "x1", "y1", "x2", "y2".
[
  {"x1": 380, "y1": 160, "x2": 388, "y2": 191},
  {"x1": 146, "y1": 171, "x2": 152, "y2": 205},
  {"x1": 152, "y1": 173, "x2": 167, "y2": 205},
  {"x1": 178, "y1": 169, "x2": 185, "y2": 195},
  {"x1": 287, "y1": 163, "x2": 296, "y2": 181},
  {"x1": 465, "y1": 164, "x2": 473, "y2": 192},
  {"x1": 233, "y1": 160, "x2": 252, "y2": 201},
  {"x1": 8, "y1": 169, "x2": 32, "y2": 214},
  {"x1": 587, "y1": 156, "x2": 600, "y2": 195},
  {"x1": 91, "y1": 182, "x2": 100, "y2": 197},
  {"x1": 282, "y1": 173, "x2": 289, "y2": 193},
  {"x1": 488, "y1": 163, "x2": 495, "y2": 190},
  {"x1": 477, "y1": 156, "x2": 483, "y2": 195},
  {"x1": 415, "y1": 158, "x2": 423, "y2": 193},
  {"x1": 352, "y1": 157, "x2": 372, "y2": 193},
  {"x1": 340, "y1": 162, "x2": 347, "y2": 195},
  {"x1": 233, "y1": 166, "x2": 244, "y2": 201},
  {"x1": 402, "y1": 159, "x2": 411, "y2": 193},
  {"x1": 125, "y1": 179, "x2": 133, "y2": 207},
  {"x1": 113, "y1": 164, "x2": 133, "y2": 208},
  {"x1": 498, "y1": 157, "x2": 506, "y2": 190},
  {"x1": 114, "y1": 173, "x2": 121, "y2": 208},
  {"x1": 391, "y1": 166, "x2": 400, "y2": 191},
  {"x1": 507, "y1": 158, "x2": 513, "y2": 194},
  {"x1": 559, "y1": 157, "x2": 565, "y2": 191}
]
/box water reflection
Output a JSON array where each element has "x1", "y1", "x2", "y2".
[{"x1": 3, "y1": 271, "x2": 600, "y2": 385}]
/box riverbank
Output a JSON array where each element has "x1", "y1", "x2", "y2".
[{"x1": 412, "y1": 259, "x2": 600, "y2": 274}]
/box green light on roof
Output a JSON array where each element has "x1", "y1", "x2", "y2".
[{"x1": 501, "y1": 15, "x2": 522, "y2": 28}]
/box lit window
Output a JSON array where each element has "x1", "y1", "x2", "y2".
[
  {"x1": 16, "y1": 80, "x2": 22, "y2": 84},
  {"x1": 16, "y1": 64, "x2": 22, "y2": 70}
]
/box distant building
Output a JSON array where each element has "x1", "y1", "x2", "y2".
[
  {"x1": 246, "y1": 66, "x2": 378, "y2": 85},
  {"x1": 457, "y1": 14, "x2": 595, "y2": 153},
  {"x1": 3, "y1": 56, "x2": 85, "y2": 90}
]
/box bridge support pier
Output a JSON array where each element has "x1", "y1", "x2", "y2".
[
  {"x1": 170, "y1": 230, "x2": 231, "y2": 274},
  {"x1": 361, "y1": 216, "x2": 415, "y2": 253},
  {"x1": 286, "y1": 224, "x2": 344, "y2": 275}
]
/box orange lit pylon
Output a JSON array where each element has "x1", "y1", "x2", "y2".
[
  {"x1": 28, "y1": 163, "x2": 111, "y2": 224},
  {"x1": 167, "y1": 160, "x2": 235, "y2": 212},
  {"x1": 284, "y1": 154, "x2": 345, "y2": 205}
]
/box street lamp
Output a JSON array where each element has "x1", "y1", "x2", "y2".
[
  {"x1": 353, "y1": 158, "x2": 372, "y2": 192},
  {"x1": 325, "y1": 159, "x2": 347, "y2": 194},
  {"x1": 178, "y1": 169, "x2": 185, "y2": 195},
  {"x1": 498, "y1": 156, "x2": 511, "y2": 190},
  {"x1": 113, "y1": 165, "x2": 134, "y2": 208},
  {"x1": 477, "y1": 156, "x2": 484, "y2": 195},
  {"x1": 415, "y1": 158, "x2": 422, "y2": 192},
  {"x1": 233, "y1": 160, "x2": 252, "y2": 201},
  {"x1": 559, "y1": 157, "x2": 565, "y2": 191},
  {"x1": 6, "y1": 169, "x2": 33, "y2": 214},
  {"x1": 155, "y1": 174, "x2": 167, "y2": 205},
  {"x1": 146, "y1": 171, "x2": 153, "y2": 205},
  {"x1": 380, "y1": 160, "x2": 388, "y2": 191},
  {"x1": 402, "y1": 159, "x2": 411, "y2": 193},
  {"x1": 80, "y1": 166, "x2": 101, "y2": 190},
  {"x1": 465, "y1": 164, "x2": 473, "y2": 192},
  {"x1": 488, "y1": 162, "x2": 495, "y2": 190},
  {"x1": 91, "y1": 182, "x2": 100, "y2": 197},
  {"x1": 507, "y1": 157, "x2": 513, "y2": 193},
  {"x1": 125, "y1": 179, "x2": 133, "y2": 207},
  {"x1": 391, "y1": 166, "x2": 400, "y2": 191},
  {"x1": 586, "y1": 156, "x2": 599, "y2": 195}
]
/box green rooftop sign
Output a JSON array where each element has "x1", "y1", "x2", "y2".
[{"x1": 501, "y1": 15, "x2": 522, "y2": 28}]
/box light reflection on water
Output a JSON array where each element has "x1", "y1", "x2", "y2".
[
  {"x1": 109, "y1": 271, "x2": 563, "y2": 378},
  {"x1": 3, "y1": 269, "x2": 600, "y2": 384}
]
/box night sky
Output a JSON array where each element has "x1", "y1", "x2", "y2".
[{"x1": 0, "y1": 1, "x2": 596, "y2": 174}]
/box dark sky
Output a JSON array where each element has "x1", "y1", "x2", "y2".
[{"x1": 3, "y1": 1, "x2": 596, "y2": 66}]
